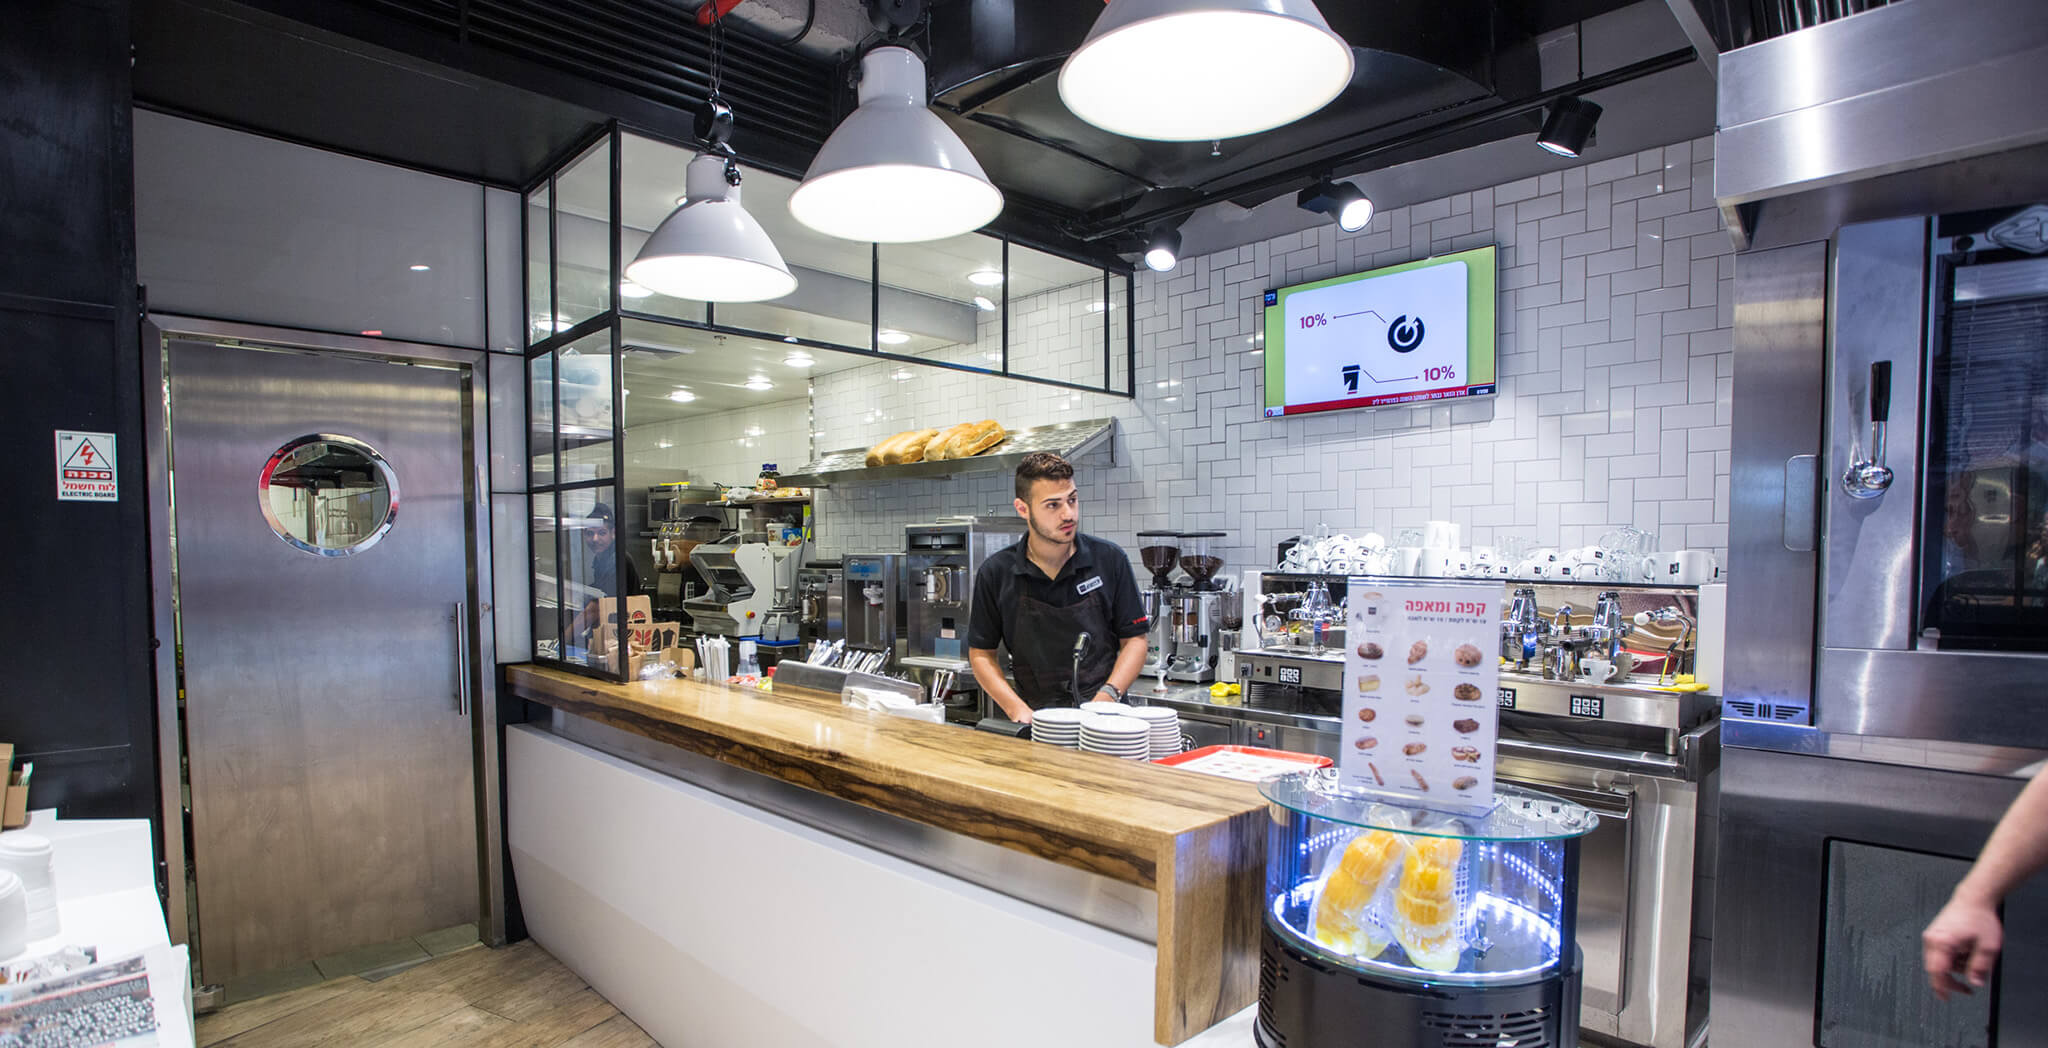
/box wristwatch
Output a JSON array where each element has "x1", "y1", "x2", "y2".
[{"x1": 1096, "y1": 682, "x2": 1125, "y2": 703}]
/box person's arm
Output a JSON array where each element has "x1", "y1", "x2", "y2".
[
  {"x1": 1093, "y1": 634, "x2": 1148, "y2": 702},
  {"x1": 969, "y1": 646, "x2": 1031, "y2": 724},
  {"x1": 1924, "y1": 767, "x2": 2048, "y2": 999}
]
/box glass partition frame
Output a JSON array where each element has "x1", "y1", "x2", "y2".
[{"x1": 524, "y1": 123, "x2": 1136, "y2": 681}]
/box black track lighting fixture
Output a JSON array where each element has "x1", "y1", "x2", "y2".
[
  {"x1": 1144, "y1": 223, "x2": 1184, "y2": 272},
  {"x1": 1297, "y1": 178, "x2": 1374, "y2": 232},
  {"x1": 1537, "y1": 96, "x2": 1602, "y2": 158}
]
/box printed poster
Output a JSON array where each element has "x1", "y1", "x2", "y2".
[{"x1": 1340, "y1": 578, "x2": 1503, "y2": 815}]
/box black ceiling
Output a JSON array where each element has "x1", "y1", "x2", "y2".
[{"x1": 132, "y1": 0, "x2": 1688, "y2": 262}]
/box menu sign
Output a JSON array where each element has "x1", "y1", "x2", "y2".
[{"x1": 1340, "y1": 578, "x2": 1504, "y2": 815}]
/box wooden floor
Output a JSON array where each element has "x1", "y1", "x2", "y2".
[{"x1": 197, "y1": 940, "x2": 655, "y2": 1048}]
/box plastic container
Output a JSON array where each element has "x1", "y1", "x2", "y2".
[
  {"x1": 1259, "y1": 769, "x2": 1596, "y2": 983},
  {"x1": 0, "y1": 833, "x2": 57, "y2": 940}
]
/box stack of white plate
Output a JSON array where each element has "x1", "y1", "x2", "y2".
[
  {"x1": 1030, "y1": 707, "x2": 1086, "y2": 749},
  {"x1": 1126, "y1": 706, "x2": 1183, "y2": 759},
  {"x1": 1085, "y1": 701, "x2": 1134, "y2": 715},
  {"x1": 1080, "y1": 713, "x2": 1152, "y2": 760}
]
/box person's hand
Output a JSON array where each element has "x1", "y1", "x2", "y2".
[
  {"x1": 1014, "y1": 707, "x2": 1033, "y2": 726},
  {"x1": 1924, "y1": 893, "x2": 2003, "y2": 1000},
  {"x1": 1089, "y1": 691, "x2": 1119, "y2": 705}
]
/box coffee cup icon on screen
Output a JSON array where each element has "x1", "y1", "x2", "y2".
[{"x1": 1387, "y1": 315, "x2": 1426, "y2": 353}]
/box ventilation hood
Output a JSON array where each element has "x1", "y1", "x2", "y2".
[{"x1": 1714, "y1": 0, "x2": 2048, "y2": 249}]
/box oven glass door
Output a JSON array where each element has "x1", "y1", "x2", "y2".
[{"x1": 1921, "y1": 219, "x2": 2048, "y2": 651}]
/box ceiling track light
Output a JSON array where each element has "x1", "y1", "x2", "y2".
[
  {"x1": 789, "y1": 43, "x2": 1004, "y2": 243},
  {"x1": 1536, "y1": 96, "x2": 1602, "y2": 158},
  {"x1": 1143, "y1": 223, "x2": 1184, "y2": 273},
  {"x1": 1060, "y1": 0, "x2": 1354, "y2": 142},
  {"x1": 624, "y1": 18, "x2": 796, "y2": 303},
  {"x1": 1298, "y1": 178, "x2": 1374, "y2": 232}
]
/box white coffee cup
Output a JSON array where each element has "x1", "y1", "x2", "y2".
[
  {"x1": 1423, "y1": 520, "x2": 1461, "y2": 549},
  {"x1": 0, "y1": 872, "x2": 24, "y2": 961},
  {"x1": 1416, "y1": 549, "x2": 1455, "y2": 577},
  {"x1": 1579, "y1": 658, "x2": 1620, "y2": 684},
  {"x1": 1663, "y1": 550, "x2": 1719, "y2": 585},
  {"x1": 1390, "y1": 547, "x2": 1423, "y2": 575}
]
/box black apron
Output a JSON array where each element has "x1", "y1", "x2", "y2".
[{"x1": 1009, "y1": 586, "x2": 1118, "y2": 709}]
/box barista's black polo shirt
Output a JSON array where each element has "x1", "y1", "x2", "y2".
[{"x1": 968, "y1": 533, "x2": 1151, "y2": 652}]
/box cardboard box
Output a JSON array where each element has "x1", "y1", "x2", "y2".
[{"x1": 0, "y1": 744, "x2": 25, "y2": 829}]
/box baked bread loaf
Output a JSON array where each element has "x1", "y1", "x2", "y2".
[
  {"x1": 1313, "y1": 830, "x2": 1407, "y2": 959},
  {"x1": 921, "y1": 423, "x2": 979, "y2": 462},
  {"x1": 866, "y1": 429, "x2": 940, "y2": 467}
]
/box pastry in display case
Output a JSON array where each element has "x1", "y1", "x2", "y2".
[{"x1": 1257, "y1": 769, "x2": 1598, "y2": 1048}]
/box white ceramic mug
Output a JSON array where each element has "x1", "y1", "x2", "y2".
[
  {"x1": 1663, "y1": 550, "x2": 1719, "y2": 585},
  {"x1": 1416, "y1": 549, "x2": 1455, "y2": 577},
  {"x1": 1423, "y1": 520, "x2": 1461, "y2": 549},
  {"x1": 1579, "y1": 658, "x2": 1620, "y2": 684}
]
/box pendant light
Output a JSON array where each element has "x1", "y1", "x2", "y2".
[
  {"x1": 788, "y1": 45, "x2": 1004, "y2": 243},
  {"x1": 1059, "y1": 0, "x2": 1354, "y2": 143},
  {"x1": 625, "y1": 16, "x2": 796, "y2": 302}
]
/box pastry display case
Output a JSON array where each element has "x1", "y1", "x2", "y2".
[{"x1": 1257, "y1": 769, "x2": 1599, "y2": 1048}]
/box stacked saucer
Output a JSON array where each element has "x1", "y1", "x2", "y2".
[
  {"x1": 1030, "y1": 707, "x2": 1085, "y2": 749},
  {"x1": 1125, "y1": 706, "x2": 1183, "y2": 759},
  {"x1": 1080, "y1": 713, "x2": 1152, "y2": 760}
]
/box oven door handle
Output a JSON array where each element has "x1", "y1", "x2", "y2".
[
  {"x1": 1503, "y1": 775, "x2": 1634, "y2": 818},
  {"x1": 1496, "y1": 737, "x2": 1684, "y2": 779}
]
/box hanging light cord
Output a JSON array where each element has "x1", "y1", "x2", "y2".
[{"x1": 700, "y1": 9, "x2": 741, "y2": 183}]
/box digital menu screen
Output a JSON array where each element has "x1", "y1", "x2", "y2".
[{"x1": 1262, "y1": 245, "x2": 1497, "y2": 417}]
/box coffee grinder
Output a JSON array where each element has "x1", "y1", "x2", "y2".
[
  {"x1": 1136, "y1": 530, "x2": 1182, "y2": 679},
  {"x1": 1166, "y1": 531, "x2": 1229, "y2": 684}
]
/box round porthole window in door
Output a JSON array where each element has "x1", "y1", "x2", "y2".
[{"x1": 257, "y1": 434, "x2": 400, "y2": 556}]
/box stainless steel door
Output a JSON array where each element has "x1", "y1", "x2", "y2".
[{"x1": 171, "y1": 340, "x2": 477, "y2": 982}]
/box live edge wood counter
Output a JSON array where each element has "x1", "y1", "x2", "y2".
[{"x1": 506, "y1": 665, "x2": 1266, "y2": 1045}]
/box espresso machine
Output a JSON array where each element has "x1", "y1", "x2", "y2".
[
  {"x1": 796, "y1": 561, "x2": 843, "y2": 648},
  {"x1": 901, "y1": 518, "x2": 1025, "y2": 723},
  {"x1": 841, "y1": 553, "x2": 902, "y2": 661}
]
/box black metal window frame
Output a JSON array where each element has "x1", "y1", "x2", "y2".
[{"x1": 523, "y1": 122, "x2": 1137, "y2": 682}]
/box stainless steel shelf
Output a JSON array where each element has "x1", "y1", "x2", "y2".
[{"x1": 778, "y1": 417, "x2": 1116, "y2": 488}]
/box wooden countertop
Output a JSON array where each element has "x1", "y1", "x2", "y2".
[{"x1": 504, "y1": 665, "x2": 1267, "y2": 1045}]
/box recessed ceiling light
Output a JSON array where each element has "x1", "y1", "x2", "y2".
[
  {"x1": 968, "y1": 270, "x2": 1005, "y2": 287},
  {"x1": 783, "y1": 335, "x2": 799, "y2": 343},
  {"x1": 891, "y1": 369, "x2": 914, "y2": 381},
  {"x1": 878, "y1": 330, "x2": 911, "y2": 345},
  {"x1": 409, "y1": 264, "x2": 431, "y2": 272},
  {"x1": 744, "y1": 376, "x2": 774, "y2": 391},
  {"x1": 973, "y1": 295, "x2": 997, "y2": 312},
  {"x1": 619, "y1": 280, "x2": 653, "y2": 299},
  {"x1": 657, "y1": 439, "x2": 673, "y2": 449},
  {"x1": 784, "y1": 353, "x2": 814, "y2": 368},
  {"x1": 984, "y1": 351, "x2": 1002, "y2": 362},
  {"x1": 668, "y1": 389, "x2": 697, "y2": 403},
  {"x1": 744, "y1": 426, "x2": 765, "y2": 437}
]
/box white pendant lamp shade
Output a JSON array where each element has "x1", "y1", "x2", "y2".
[
  {"x1": 1059, "y1": 0, "x2": 1354, "y2": 142},
  {"x1": 788, "y1": 46, "x2": 1005, "y2": 243},
  {"x1": 626, "y1": 153, "x2": 797, "y2": 303}
]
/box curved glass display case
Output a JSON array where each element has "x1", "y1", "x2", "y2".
[{"x1": 1256, "y1": 769, "x2": 1599, "y2": 1048}]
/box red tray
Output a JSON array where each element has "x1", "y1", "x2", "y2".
[{"x1": 1153, "y1": 744, "x2": 1333, "y2": 782}]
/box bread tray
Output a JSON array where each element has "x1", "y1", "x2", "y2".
[{"x1": 777, "y1": 417, "x2": 1116, "y2": 488}]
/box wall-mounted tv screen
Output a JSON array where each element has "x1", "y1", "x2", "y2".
[{"x1": 1261, "y1": 245, "x2": 1497, "y2": 417}]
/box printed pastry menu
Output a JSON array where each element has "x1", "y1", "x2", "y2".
[{"x1": 1340, "y1": 578, "x2": 1504, "y2": 815}]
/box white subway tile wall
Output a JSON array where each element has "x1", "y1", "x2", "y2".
[
  {"x1": 625, "y1": 398, "x2": 811, "y2": 491},
  {"x1": 809, "y1": 137, "x2": 1730, "y2": 573}
]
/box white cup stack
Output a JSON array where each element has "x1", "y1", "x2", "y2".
[
  {"x1": 1029, "y1": 707, "x2": 1086, "y2": 749},
  {"x1": 0, "y1": 834, "x2": 57, "y2": 940},
  {"x1": 1079, "y1": 713, "x2": 1152, "y2": 760},
  {"x1": 0, "y1": 871, "x2": 25, "y2": 960},
  {"x1": 1125, "y1": 706, "x2": 1183, "y2": 759}
]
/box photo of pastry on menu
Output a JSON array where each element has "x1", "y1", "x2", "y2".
[{"x1": 1341, "y1": 578, "x2": 1503, "y2": 814}]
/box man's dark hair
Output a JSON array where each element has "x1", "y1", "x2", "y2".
[{"x1": 1015, "y1": 452, "x2": 1075, "y2": 501}]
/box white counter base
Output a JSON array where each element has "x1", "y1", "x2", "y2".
[{"x1": 509, "y1": 724, "x2": 1262, "y2": 1048}]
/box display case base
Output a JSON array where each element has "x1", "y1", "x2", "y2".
[{"x1": 1255, "y1": 922, "x2": 1582, "y2": 1048}]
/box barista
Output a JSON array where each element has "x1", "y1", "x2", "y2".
[{"x1": 967, "y1": 453, "x2": 1149, "y2": 724}]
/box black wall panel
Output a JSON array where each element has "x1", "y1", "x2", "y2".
[{"x1": 0, "y1": 0, "x2": 155, "y2": 823}]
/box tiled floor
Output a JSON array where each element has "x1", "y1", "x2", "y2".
[
  {"x1": 197, "y1": 939, "x2": 655, "y2": 1047},
  {"x1": 222, "y1": 922, "x2": 484, "y2": 1006}
]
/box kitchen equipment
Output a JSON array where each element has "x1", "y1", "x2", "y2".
[
  {"x1": 841, "y1": 554, "x2": 903, "y2": 661},
  {"x1": 1176, "y1": 531, "x2": 1226, "y2": 589},
  {"x1": 796, "y1": 562, "x2": 844, "y2": 648},
  {"x1": 1137, "y1": 530, "x2": 1183, "y2": 678},
  {"x1": 1137, "y1": 529, "x2": 1181, "y2": 588},
  {"x1": 686, "y1": 538, "x2": 799, "y2": 642},
  {"x1": 1146, "y1": 531, "x2": 1229, "y2": 684},
  {"x1": 903, "y1": 518, "x2": 1023, "y2": 663},
  {"x1": 1255, "y1": 771, "x2": 1597, "y2": 1048}
]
